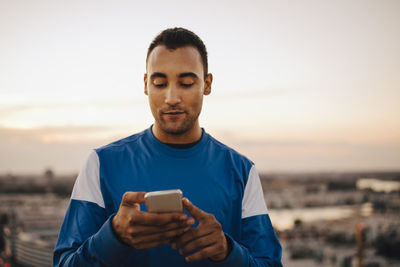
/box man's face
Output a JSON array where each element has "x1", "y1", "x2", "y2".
[{"x1": 144, "y1": 45, "x2": 212, "y2": 136}]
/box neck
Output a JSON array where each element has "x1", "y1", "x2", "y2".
[{"x1": 152, "y1": 122, "x2": 202, "y2": 144}]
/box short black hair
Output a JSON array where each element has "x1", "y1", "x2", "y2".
[{"x1": 146, "y1": 27, "x2": 208, "y2": 78}]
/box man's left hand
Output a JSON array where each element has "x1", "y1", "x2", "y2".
[{"x1": 171, "y1": 198, "x2": 229, "y2": 262}]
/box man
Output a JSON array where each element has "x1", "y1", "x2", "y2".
[{"x1": 54, "y1": 27, "x2": 282, "y2": 266}]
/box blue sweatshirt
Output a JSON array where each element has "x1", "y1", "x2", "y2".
[{"x1": 54, "y1": 126, "x2": 282, "y2": 266}]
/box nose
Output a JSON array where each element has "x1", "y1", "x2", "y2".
[{"x1": 165, "y1": 85, "x2": 181, "y2": 106}]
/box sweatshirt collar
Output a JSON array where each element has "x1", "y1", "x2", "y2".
[{"x1": 146, "y1": 125, "x2": 209, "y2": 158}]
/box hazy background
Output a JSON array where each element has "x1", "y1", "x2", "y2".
[{"x1": 1, "y1": 0, "x2": 399, "y2": 174}]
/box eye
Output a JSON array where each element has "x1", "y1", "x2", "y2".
[
  {"x1": 153, "y1": 77, "x2": 167, "y2": 88},
  {"x1": 180, "y1": 77, "x2": 195, "y2": 88},
  {"x1": 180, "y1": 82, "x2": 194, "y2": 88},
  {"x1": 154, "y1": 83, "x2": 167, "y2": 88}
]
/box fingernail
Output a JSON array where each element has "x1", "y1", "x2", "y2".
[
  {"x1": 187, "y1": 218, "x2": 195, "y2": 225},
  {"x1": 179, "y1": 215, "x2": 187, "y2": 220},
  {"x1": 185, "y1": 256, "x2": 191, "y2": 262},
  {"x1": 183, "y1": 226, "x2": 190, "y2": 232}
]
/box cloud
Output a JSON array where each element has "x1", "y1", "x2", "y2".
[
  {"x1": 208, "y1": 129, "x2": 400, "y2": 172},
  {"x1": 0, "y1": 125, "x2": 132, "y2": 174},
  {"x1": 1, "y1": 125, "x2": 399, "y2": 174},
  {"x1": 0, "y1": 125, "x2": 115, "y2": 144},
  {"x1": 209, "y1": 87, "x2": 303, "y2": 100},
  {"x1": 228, "y1": 139, "x2": 400, "y2": 172},
  {"x1": 0, "y1": 98, "x2": 152, "y2": 129},
  {"x1": 0, "y1": 99, "x2": 146, "y2": 118}
]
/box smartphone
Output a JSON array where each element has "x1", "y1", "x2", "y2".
[{"x1": 144, "y1": 189, "x2": 183, "y2": 213}]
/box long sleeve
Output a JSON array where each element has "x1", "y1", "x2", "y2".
[
  {"x1": 206, "y1": 165, "x2": 282, "y2": 266},
  {"x1": 211, "y1": 215, "x2": 282, "y2": 266},
  {"x1": 53, "y1": 151, "x2": 133, "y2": 267}
]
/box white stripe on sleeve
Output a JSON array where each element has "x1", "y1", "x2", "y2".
[
  {"x1": 242, "y1": 165, "x2": 268, "y2": 218},
  {"x1": 71, "y1": 150, "x2": 105, "y2": 208}
]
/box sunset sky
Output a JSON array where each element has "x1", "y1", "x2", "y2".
[{"x1": 1, "y1": 0, "x2": 399, "y2": 174}]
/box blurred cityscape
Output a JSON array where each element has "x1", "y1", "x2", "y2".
[{"x1": 0, "y1": 170, "x2": 399, "y2": 267}]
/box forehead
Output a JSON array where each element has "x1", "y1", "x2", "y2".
[{"x1": 147, "y1": 45, "x2": 204, "y2": 77}]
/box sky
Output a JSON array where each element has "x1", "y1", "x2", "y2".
[{"x1": 1, "y1": 0, "x2": 399, "y2": 174}]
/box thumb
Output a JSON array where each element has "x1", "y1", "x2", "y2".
[
  {"x1": 183, "y1": 198, "x2": 207, "y2": 221},
  {"x1": 121, "y1": 192, "x2": 146, "y2": 207}
]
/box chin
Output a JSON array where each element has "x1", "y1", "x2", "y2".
[
  {"x1": 162, "y1": 126, "x2": 190, "y2": 135},
  {"x1": 159, "y1": 121, "x2": 193, "y2": 136}
]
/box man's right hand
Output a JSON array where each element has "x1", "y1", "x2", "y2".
[{"x1": 111, "y1": 192, "x2": 194, "y2": 250}]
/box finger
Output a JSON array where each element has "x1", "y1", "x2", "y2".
[
  {"x1": 132, "y1": 226, "x2": 190, "y2": 248},
  {"x1": 121, "y1": 192, "x2": 146, "y2": 207},
  {"x1": 133, "y1": 238, "x2": 171, "y2": 250},
  {"x1": 131, "y1": 220, "x2": 192, "y2": 235},
  {"x1": 185, "y1": 244, "x2": 221, "y2": 262},
  {"x1": 182, "y1": 198, "x2": 208, "y2": 221},
  {"x1": 171, "y1": 226, "x2": 212, "y2": 249},
  {"x1": 131, "y1": 211, "x2": 188, "y2": 226},
  {"x1": 179, "y1": 233, "x2": 215, "y2": 255}
]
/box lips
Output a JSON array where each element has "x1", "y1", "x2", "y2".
[
  {"x1": 161, "y1": 110, "x2": 186, "y2": 120},
  {"x1": 162, "y1": 110, "x2": 185, "y2": 115}
]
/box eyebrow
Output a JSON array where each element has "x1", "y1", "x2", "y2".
[
  {"x1": 178, "y1": 72, "x2": 198, "y2": 79},
  {"x1": 149, "y1": 72, "x2": 199, "y2": 80},
  {"x1": 150, "y1": 72, "x2": 167, "y2": 79}
]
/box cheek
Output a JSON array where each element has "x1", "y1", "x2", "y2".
[
  {"x1": 148, "y1": 91, "x2": 163, "y2": 105},
  {"x1": 186, "y1": 93, "x2": 204, "y2": 110},
  {"x1": 148, "y1": 93, "x2": 163, "y2": 115}
]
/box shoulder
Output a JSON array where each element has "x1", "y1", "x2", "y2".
[
  {"x1": 207, "y1": 133, "x2": 254, "y2": 177},
  {"x1": 208, "y1": 134, "x2": 253, "y2": 164},
  {"x1": 95, "y1": 128, "x2": 147, "y2": 154}
]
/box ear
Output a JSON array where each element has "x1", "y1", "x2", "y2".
[
  {"x1": 144, "y1": 73, "x2": 148, "y2": 95},
  {"x1": 203, "y1": 73, "x2": 213, "y2": 95}
]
